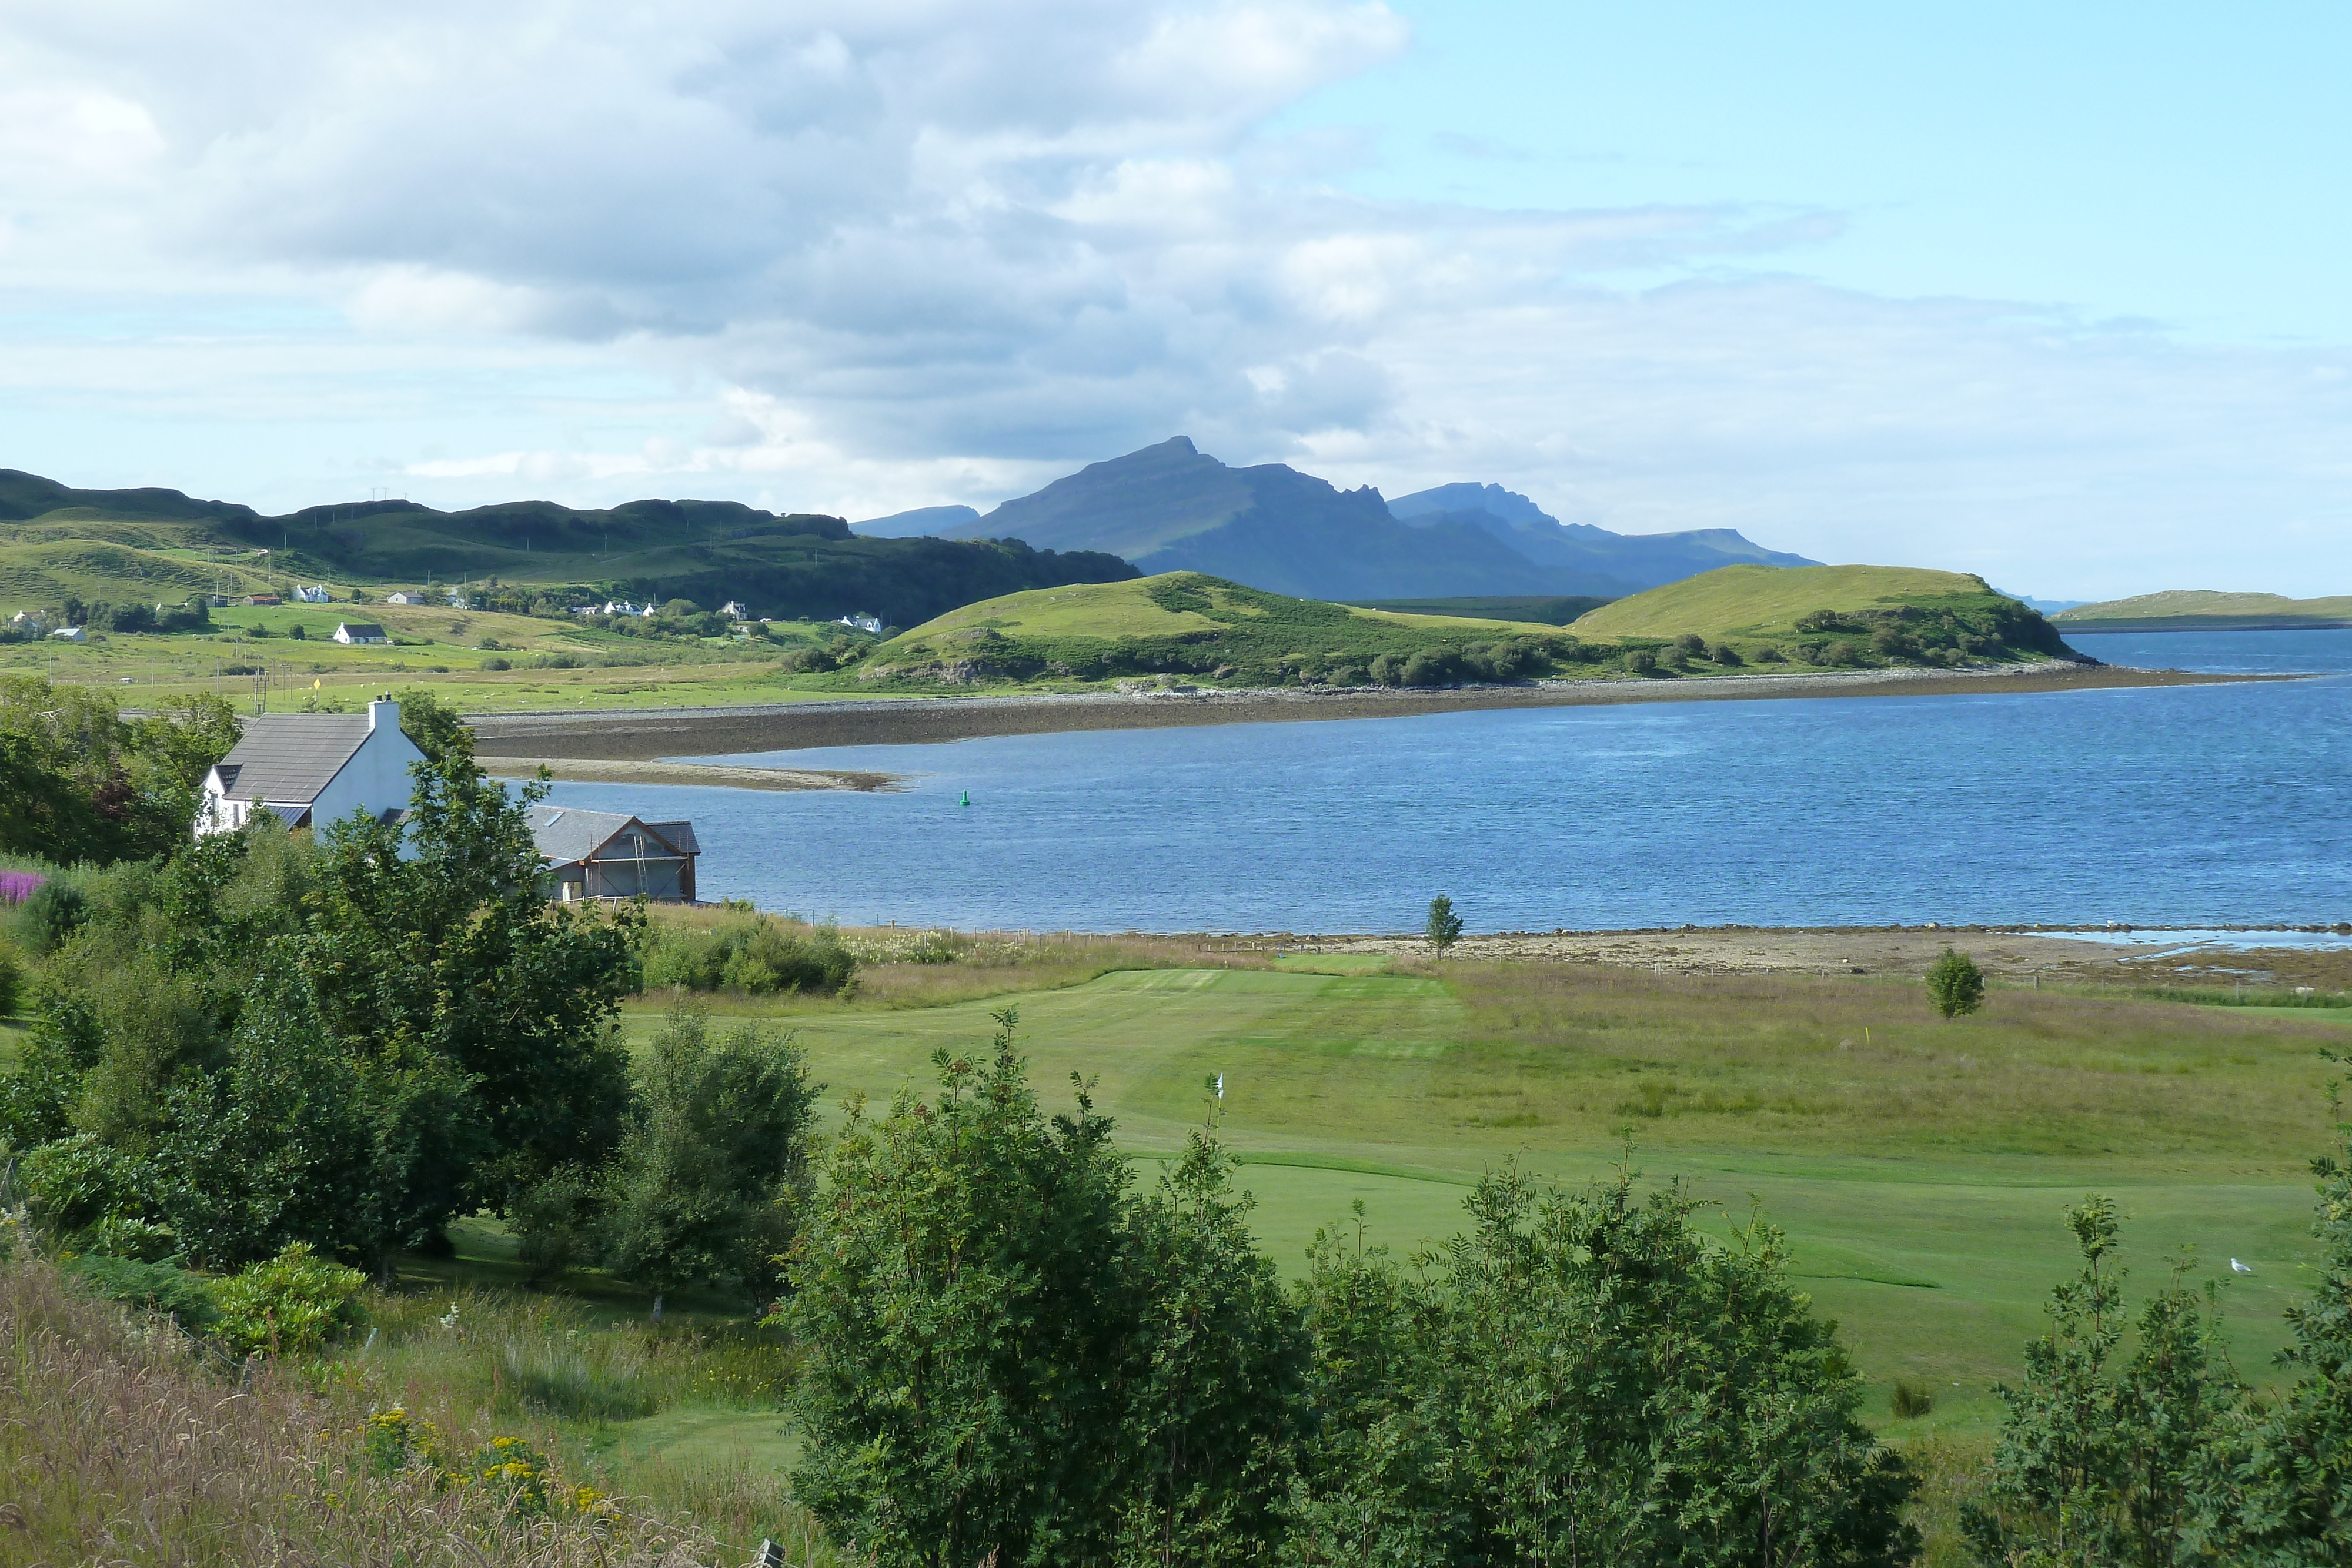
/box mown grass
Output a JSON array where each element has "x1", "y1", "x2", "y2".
[{"x1": 678, "y1": 957, "x2": 2347, "y2": 1442}]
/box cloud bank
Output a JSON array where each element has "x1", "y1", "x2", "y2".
[{"x1": 2, "y1": 0, "x2": 2346, "y2": 594}]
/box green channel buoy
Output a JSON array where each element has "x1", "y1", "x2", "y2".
[{"x1": 959, "y1": 790, "x2": 970, "y2": 807}]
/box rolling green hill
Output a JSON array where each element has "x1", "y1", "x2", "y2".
[
  {"x1": 2053, "y1": 589, "x2": 2352, "y2": 630},
  {"x1": 853, "y1": 572, "x2": 1582, "y2": 688},
  {"x1": 1573, "y1": 563, "x2": 2077, "y2": 663},
  {"x1": 1342, "y1": 594, "x2": 1615, "y2": 625},
  {"x1": 0, "y1": 469, "x2": 1137, "y2": 630}
]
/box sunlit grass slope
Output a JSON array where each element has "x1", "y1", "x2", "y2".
[
  {"x1": 1575, "y1": 563, "x2": 2013, "y2": 640},
  {"x1": 857, "y1": 571, "x2": 1562, "y2": 688}
]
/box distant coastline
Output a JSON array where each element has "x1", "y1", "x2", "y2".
[{"x1": 471, "y1": 661, "x2": 2269, "y2": 770}]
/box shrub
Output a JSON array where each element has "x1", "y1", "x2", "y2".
[
  {"x1": 66, "y1": 1253, "x2": 217, "y2": 1329},
  {"x1": 0, "y1": 941, "x2": 21, "y2": 1017},
  {"x1": 1621, "y1": 648, "x2": 1658, "y2": 676},
  {"x1": 1367, "y1": 653, "x2": 1403, "y2": 686},
  {"x1": 1754, "y1": 644, "x2": 1787, "y2": 663},
  {"x1": 1710, "y1": 641, "x2": 1743, "y2": 666},
  {"x1": 209, "y1": 1243, "x2": 370, "y2": 1358},
  {"x1": 16, "y1": 880, "x2": 86, "y2": 955},
  {"x1": 1926, "y1": 948, "x2": 1986, "y2": 1018},
  {"x1": 1398, "y1": 650, "x2": 1454, "y2": 687},
  {"x1": 1890, "y1": 1378, "x2": 1934, "y2": 1419},
  {"x1": 724, "y1": 920, "x2": 856, "y2": 996},
  {"x1": 480, "y1": 656, "x2": 511, "y2": 671},
  {"x1": 1672, "y1": 632, "x2": 1706, "y2": 656},
  {"x1": 21, "y1": 1134, "x2": 136, "y2": 1237}
]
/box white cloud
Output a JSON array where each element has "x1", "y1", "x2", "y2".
[{"x1": 0, "y1": 0, "x2": 2345, "y2": 594}]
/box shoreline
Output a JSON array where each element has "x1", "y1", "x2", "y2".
[{"x1": 469, "y1": 661, "x2": 2266, "y2": 765}]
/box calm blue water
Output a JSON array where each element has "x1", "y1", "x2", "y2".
[{"x1": 539, "y1": 630, "x2": 2352, "y2": 932}]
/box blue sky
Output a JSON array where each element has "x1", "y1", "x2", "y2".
[
  {"x1": 0, "y1": 0, "x2": 2346, "y2": 599},
  {"x1": 1284, "y1": 2, "x2": 2352, "y2": 343}
]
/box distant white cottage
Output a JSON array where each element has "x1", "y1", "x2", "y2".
[
  {"x1": 834, "y1": 613, "x2": 885, "y2": 635},
  {"x1": 195, "y1": 698, "x2": 425, "y2": 838},
  {"x1": 385, "y1": 591, "x2": 423, "y2": 606},
  {"x1": 49, "y1": 626, "x2": 86, "y2": 643},
  {"x1": 294, "y1": 584, "x2": 334, "y2": 604},
  {"x1": 718, "y1": 600, "x2": 748, "y2": 619},
  {"x1": 333, "y1": 621, "x2": 390, "y2": 645}
]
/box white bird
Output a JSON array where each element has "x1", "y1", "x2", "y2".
[
  {"x1": 2231, "y1": 1258, "x2": 2255, "y2": 1274},
  {"x1": 1215, "y1": 1073, "x2": 1225, "y2": 1100}
]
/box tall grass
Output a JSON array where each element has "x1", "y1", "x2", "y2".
[{"x1": 0, "y1": 1256, "x2": 729, "y2": 1566}]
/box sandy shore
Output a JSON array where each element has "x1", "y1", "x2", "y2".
[
  {"x1": 478, "y1": 757, "x2": 897, "y2": 792},
  {"x1": 468, "y1": 661, "x2": 2263, "y2": 766}
]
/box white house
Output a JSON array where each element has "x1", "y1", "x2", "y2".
[
  {"x1": 294, "y1": 584, "x2": 334, "y2": 604},
  {"x1": 333, "y1": 621, "x2": 390, "y2": 646},
  {"x1": 49, "y1": 626, "x2": 86, "y2": 643},
  {"x1": 195, "y1": 698, "x2": 426, "y2": 838},
  {"x1": 718, "y1": 600, "x2": 748, "y2": 618},
  {"x1": 446, "y1": 591, "x2": 471, "y2": 610},
  {"x1": 834, "y1": 613, "x2": 885, "y2": 635},
  {"x1": 385, "y1": 591, "x2": 423, "y2": 606}
]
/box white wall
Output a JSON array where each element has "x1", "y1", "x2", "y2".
[{"x1": 309, "y1": 700, "x2": 427, "y2": 833}]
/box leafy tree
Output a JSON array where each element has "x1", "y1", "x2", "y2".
[
  {"x1": 1962, "y1": 1196, "x2": 2244, "y2": 1567},
  {"x1": 388, "y1": 686, "x2": 474, "y2": 763},
  {"x1": 2208, "y1": 1056, "x2": 2352, "y2": 1563},
  {"x1": 303, "y1": 750, "x2": 640, "y2": 1213},
  {"x1": 1622, "y1": 647, "x2": 1659, "y2": 676},
  {"x1": 784, "y1": 1008, "x2": 1135, "y2": 1568},
  {"x1": 1413, "y1": 1167, "x2": 1919, "y2": 1567},
  {"x1": 1674, "y1": 632, "x2": 1708, "y2": 657},
  {"x1": 597, "y1": 1000, "x2": 820, "y2": 1299},
  {"x1": 1424, "y1": 896, "x2": 1462, "y2": 955},
  {"x1": 1928, "y1": 947, "x2": 1987, "y2": 1018},
  {"x1": 1114, "y1": 1118, "x2": 1310, "y2": 1566}
]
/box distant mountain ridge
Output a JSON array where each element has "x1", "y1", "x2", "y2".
[
  {"x1": 924, "y1": 438, "x2": 1814, "y2": 601},
  {"x1": 2054, "y1": 589, "x2": 2352, "y2": 630}
]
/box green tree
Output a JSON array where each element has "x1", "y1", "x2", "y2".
[
  {"x1": 1928, "y1": 947, "x2": 1987, "y2": 1018},
  {"x1": 1414, "y1": 1166, "x2": 1919, "y2": 1566},
  {"x1": 2209, "y1": 1057, "x2": 2352, "y2": 1564},
  {"x1": 389, "y1": 686, "x2": 475, "y2": 763},
  {"x1": 304, "y1": 748, "x2": 640, "y2": 1213},
  {"x1": 1114, "y1": 1116, "x2": 1310, "y2": 1567},
  {"x1": 1962, "y1": 1196, "x2": 2244, "y2": 1567},
  {"x1": 1424, "y1": 896, "x2": 1462, "y2": 955},
  {"x1": 596, "y1": 1000, "x2": 820, "y2": 1299},
  {"x1": 784, "y1": 1008, "x2": 1135, "y2": 1568}
]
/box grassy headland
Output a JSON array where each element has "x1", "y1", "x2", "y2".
[
  {"x1": 819, "y1": 566, "x2": 2077, "y2": 693},
  {"x1": 2054, "y1": 588, "x2": 2352, "y2": 630}
]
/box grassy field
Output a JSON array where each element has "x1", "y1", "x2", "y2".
[
  {"x1": 0, "y1": 599, "x2": 876, "y2": 714},
  {"x1": 618, "y1": 952, "x2": 2349, "y2": 1446}
]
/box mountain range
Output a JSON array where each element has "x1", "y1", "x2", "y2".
[{"x1": 856, "y1": 437, "x2": 1816, "y2": 600}]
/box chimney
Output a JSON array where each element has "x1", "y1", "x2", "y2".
[{"x1": 368, "y1": 697, "x2": 400, "y2": 733}]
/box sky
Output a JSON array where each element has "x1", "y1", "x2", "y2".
[{"x1": 2, "y1": 0, "x2": 2347, "y2": 599}]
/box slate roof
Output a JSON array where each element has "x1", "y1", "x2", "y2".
[
  {"x1": 527, "y1": 806, "x2": 697, "y2": 867},
  {"x1": 336, "y1": 622, "x2": 388, "y2": 641},
  {"x1": 209, "y1": 714, "x2": 373, "y2": 804}
]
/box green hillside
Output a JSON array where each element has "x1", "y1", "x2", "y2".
[
  {"x1": 1573, "y1": 563, "x2": 2076, "y2": 663},
  {"x1": 853, "y1": 572, "x2": 1581, "y2": 688},
  {"x1": 1343, "y1": 593, "x2": 1614, "y2": 624},
  {"x1": 0, "y1": 469, "x2": 1137, "y2": 630},
  {"x1": 2053, "y1": 589, "x2": 2352, "y2": 630}
]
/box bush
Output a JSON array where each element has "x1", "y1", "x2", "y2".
[
  {"x1": 1754, "y1": 644, "x2": 1787, "y2": 663},
  {"x1": 0, "y1": 941, "x2": 21, "y2": 1017},
  {"x1": 65, "y1": 1253, "x2": 216, "y2": 1329},
  {"x1": 480, "y1": 656, "x2": 511, "y2": 671},
  {"x1": 1926, "y1": 948, "x2": 1986, "y2": 1018},
  {"x1": 209, "y1": 1243, "x2": 369, "y2": 1358},
  {"x1": 1367, "y1": 653, "x2": 1403, "y2": 686},
  {"x1": 1890, "y1": 1378, "x2": 1934, "y2": 1419},
  {"x1": 1673, "y1": 633, "x2": 1706, "y2": 657},
  {"x1": 21, "y1": 1134, "x2": 136, "y2": 1237},
  {"x1": 1710, "y1": 641, "x2": 1743, "y2": 666},
  {"x1": 724, "y1": 919, "x2": 856, "y2": 996},
  {"x1": 1621, "y1": 648, "x2": 1658, "y2": 676},
  {"x1": 17, "y1": 880, "x2": 86, "y2": 955}
]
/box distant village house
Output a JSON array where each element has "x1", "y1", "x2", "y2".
[
  {"x1": 333, "y1": 621, "x2": 390, "y2": 645},
  {"x1": 294, "y1": 584, "x2": 334, "y2": 603},
  {"x1": 834, "y1": 613, "x2": 885, "y2": 635},
  {"x1": 385, "y1": 591, "x2": 423, "y2": 606},
  {"x1": 195, "y1": 698, "x2": 426, "y2": 837},
  {"x1": 529, "y1": 807, "x2": 699, "y2": 902}
]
